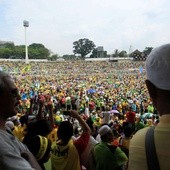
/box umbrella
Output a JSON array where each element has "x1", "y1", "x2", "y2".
[
  {"x1": 141, "y1": 113, "x2": 153, "y2": 119},
  {"x1": 87, "y1": 88, "x2": 96, "y2": 94},
  {"x1": 109, "y1": 110, "x2": 119, "y2": 114}
]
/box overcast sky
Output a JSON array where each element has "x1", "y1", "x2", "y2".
[{"x1": 0, "y1": 0, "x2": 170, "y2": 56}]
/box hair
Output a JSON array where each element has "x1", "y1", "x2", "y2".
[
  {"x1": 123, "y1": 126, "x2": 133, "y2": 138},
  {"x1": 57, "y1": 121, "x2": 73, "y2": 142},
  {"x1": 19, "y1": 115, "x2": 29, "y2": 126},
  {"x1": 0, "y1": 71, "x2": 11, "y2": 95},
  {"x1": 100, "y1": 131, "x2": 113, "y2": 143},
  {"x1": 23, "y1": 119, "x2": 52, "y2": 146}
]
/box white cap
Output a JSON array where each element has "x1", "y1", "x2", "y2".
[
  {"x1": 98, "y1": 125, "x2": 112, "y2": 136},
  {"x1": 146, "y1": 44, "x2": 170, "y2": 90},
  {"x1": 5, "y1": 121, "x2": 15, "y2": 130}
]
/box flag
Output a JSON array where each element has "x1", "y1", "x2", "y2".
[
  {"x1": 139, "y1": 65, "x2": 143, "y2": 74},
  {"x1": 21, "y1": 64, "x2": 31, "y2": 73}
]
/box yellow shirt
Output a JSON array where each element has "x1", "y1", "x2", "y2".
[
  {"x1": 51, "y1": 139, "x2": 81, "y2": 170},
  {"x1": 129, "y1": 114, "x2": 170, "y2": 170},
  {"x1": 13, "y1": 124, "x2": 27, "y2": 142},
  {"x1": 48, "y1": 128, "x2": 58, "y2": 143}
]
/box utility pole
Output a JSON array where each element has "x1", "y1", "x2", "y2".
[{"x1": 23, "y1": 20, "x2": 29, "y2": 64}]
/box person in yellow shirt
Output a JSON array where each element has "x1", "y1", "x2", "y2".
[
  {"x1": 51, "y1": 110, "x2": 91, "y2": 170},
  {"x1": 129, "y1": 44, "x2": 170, "y2": 170}
]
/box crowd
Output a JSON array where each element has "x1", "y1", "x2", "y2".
[{"x1": 0, "y1": 49, "x2": 164, "y2": 170}]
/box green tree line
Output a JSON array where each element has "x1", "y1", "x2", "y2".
[
  {"x1": 0, "y1": 43, "x2": 51, "y2": 59},
  {"x1": 0, "y1": 39, "x2": 153, "y2": 60}
]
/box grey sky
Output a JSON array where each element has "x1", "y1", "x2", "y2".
[{"x1": 0, "y1": 0, "x2": 170, "y2": 56}]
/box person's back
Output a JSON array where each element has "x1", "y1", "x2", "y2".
[
  {"x1": 129, "y1": 44, "x2": 170, "y2": 170},
  {"x1": 94, "y1": 125, "x2": 128, "y2": 170},
  {"x1": 51, "y1": 138, "x2": 81, "y2": 170},
  {"x1": 51, "y1": 110, "x2": 91, "y2": 170},
  {"x1": 94, "y1": 141, "x2": 127, "y2": 170}
]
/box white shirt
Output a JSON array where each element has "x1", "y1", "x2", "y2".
[{"x1": 0, "y1": 129, "x2": 35, "y2": 170}]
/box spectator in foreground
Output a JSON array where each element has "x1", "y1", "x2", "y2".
[
  {"x1": 93, "y1": 125, "x2": 128, "y2": 170},
  {"x1": 51, "y1": 110, "x2": 91, "y2": 170},
  {"x1": 129, "y1": 44, "x2": 170, "y2": 170},
  {"x1": 26, "y1": 135, "x2": 52, "y2": 170},
  {"x1": 0, "y1": 71, "x2": 42, "y2": 170}
]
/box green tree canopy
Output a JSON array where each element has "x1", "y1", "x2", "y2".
[
  {"x1": 28, "y1": 43, "x2": 50, "y2": 59},
  {"x1": 0, "y1": 42, "x2": 51, "y2": 59},
  {"x1": 49, "y1": 54, "x2": 59, "y2": 61},
  {"x1": 62, "y1": 54, "x2": 77, "y2": 60},
  {"x1": 73, "y1": 38, "x2": 96, "y2": 59},
  {"x1": 143, "y1": 47, "x2": 153, "y2": 55},
  {"x1": 14, "y1": 45, "x2": 25, "y2": 59},
  {"x1": 90, "y1": 48, "x2": 97, "y2": 58},
  {"x1": 0, "y1": 42, "x2": 15, "y2": 58},
  {"x1": 112, "y1": 49, "x2": 119, "y2": 57},
  {"x1": 0, "y1": 48, "x2": 13, "y2": 58},
  {"x1": 119, "y1": 50, "x2": 128, "y2": 57}
]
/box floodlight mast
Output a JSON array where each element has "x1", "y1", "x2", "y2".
[{"x1": 23, "y1": 20, "x2": 29, "y2": 64}]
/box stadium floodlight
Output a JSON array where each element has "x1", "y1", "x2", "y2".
[{"x1": 23, "y1": 20, "x2": 29, "y2": 63}]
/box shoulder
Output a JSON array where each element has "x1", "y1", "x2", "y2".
[
  {"x1": 130, "y1": 127, "x2": 149, "y2": 146},
  {"x1": 129, "y1": 127, "x2": 149, "y2": 170},
  {"x1": 74, "y1": 132, "x2": 90, "y2": 154},
  {"x1": 89, "y1": 136, "x2": 98, "y2": 145},
  {"x1": 94, "y1": 142, "x2": 108, "y2": 152}
]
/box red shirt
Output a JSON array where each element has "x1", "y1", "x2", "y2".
[
  {"x1": 74, "y1": 132, "x2": 90, "y2": 155},
  {"x1": 126, "y1": 111, "x2": 136, "y2": 123}
]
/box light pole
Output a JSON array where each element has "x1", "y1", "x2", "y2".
[{"x1": 23, "y1": 20, "x2": 29, "y2": 64}]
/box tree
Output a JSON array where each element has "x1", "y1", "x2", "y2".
[
  {"x1": 0, "y1": 42, "x2": 51, "y2": 59},
  {"x1": 14, "y1": 45, "x2": 25, "y2": 59},
  {"x1": 28, "y1": 43, "x2": 50, "y2": 59},
  {"x1": 0, "y1": 48, "x2": 13, "y2": 58},
  {"x1": 90, "y1": 48, "x2": 97, "y2": 58},
  {"x1": 143, "y1": 47, "x2": 153, "y2": 55},
  {"x1": 112, "y1": 49, "x2": 119, "y2": 57},
  {"x1": 103, "y1": 51, "x2": 108, "y2": 58},
  {"x1": 0, "y1": 42, "x2": 15, "y2": 58},
  {"x1": 73, "y1": 38, "x2": 96, "y2": 59},
  {"x1": 62, "y1": 54, "x2": 77, "y2": 60},
  {"x1": 49, "y1": 54, "x2": 59, "y2": 61},
  {"x1": 119, "y1": 50, "x2": 128, "y2": 58},
  {"x1": 0, "y1": 42, "x2": 14, "y2": 48}
]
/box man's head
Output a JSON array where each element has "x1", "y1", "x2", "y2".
[
  {"x1": 57, "y1": 121, "x2": 73, "y2": 143},
  {"x1": 98, "y1": 125, "x2": 113, "y2": 143},
  {"x1": 0, "y1": 71, "x2": 20, "y2": 120},
  {"x1": 146, "y1": 44, "x2": 170, "y2": 90},
  {"x1": 145, "y1": 44, "x2": 170, "y2": 115}
]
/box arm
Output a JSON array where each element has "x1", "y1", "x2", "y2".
[
  {"x1": 36, "y1": 99, "x2": 44, "y2": 120},
  {"x1": 48, "y1": 101, "x2": 54, "y2": 128},
  {"x1": 28, "y1": 98, "x2": 34, "y2": 115},
  {"x1": 0, "y1": 150, "x2": 42, "y2": 170},
  {"x1": 70, "y1": 110, "x2": 91, "y2": 133},
  {"x1": 70, "y1": 110, "x2": 91, "y2": 154},
  {"x1": 21, "y1": 151, "x2": 42, "y2": 170},
  {"x1": 115, "y1": 147, "x2": 128, "y2": 167}
]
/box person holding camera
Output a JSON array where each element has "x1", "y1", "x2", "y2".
[{"x1": 51, "y1": 110, "x2": 91, "y2": 170}]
